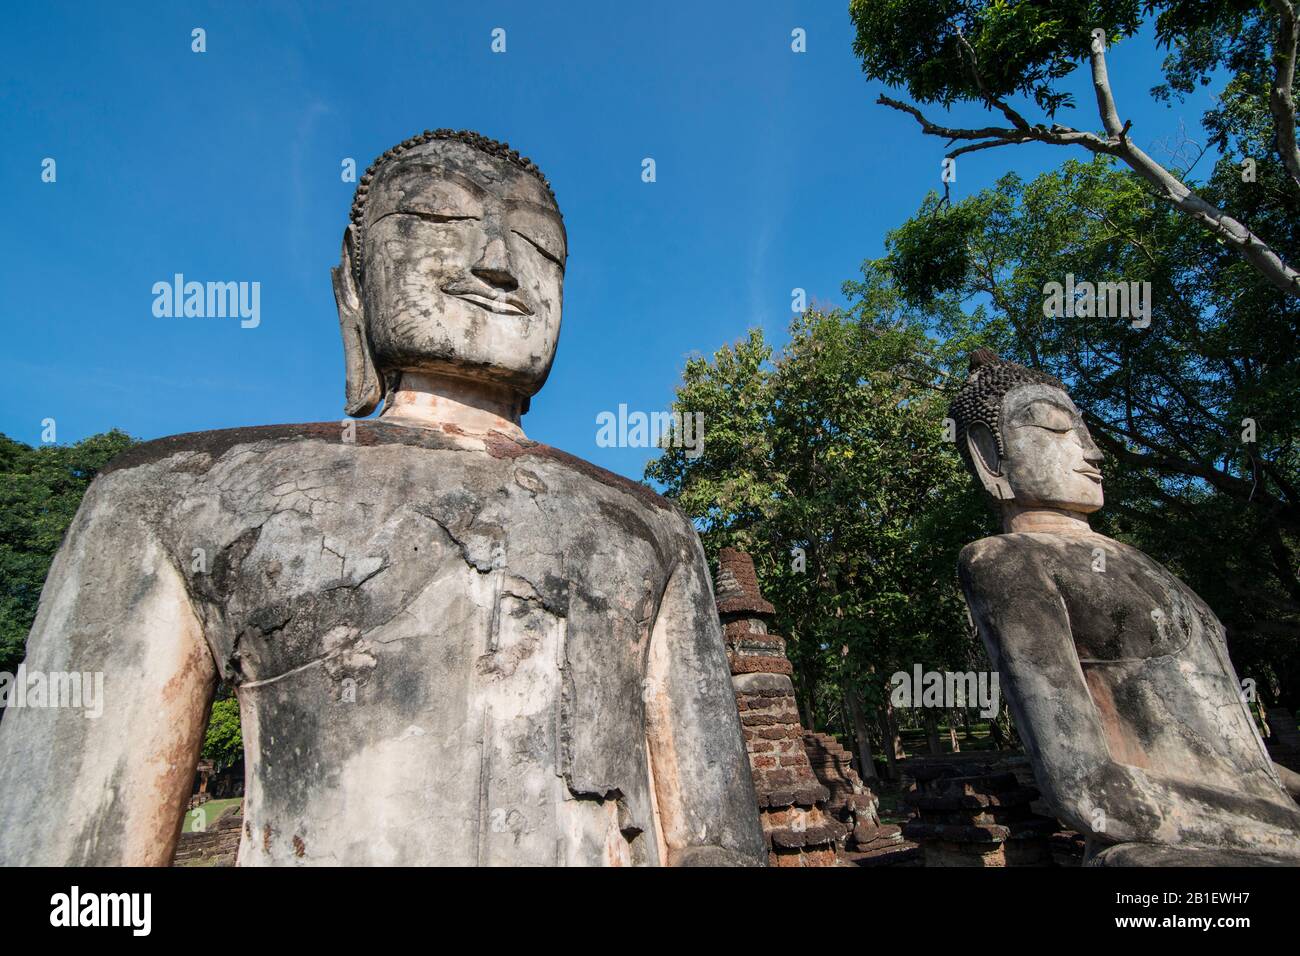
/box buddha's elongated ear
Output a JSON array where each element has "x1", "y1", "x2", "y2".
[
  {"x1": 332, "y1": 224, "x2": 384, "y2": 417},
  {"x1": 967, "y1": 422, "x2": 1013, "y2": 502}
]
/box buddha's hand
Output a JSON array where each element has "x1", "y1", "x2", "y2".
[{"x1": 1081, "y1": 761, "x2": 1300, "y2": 853}]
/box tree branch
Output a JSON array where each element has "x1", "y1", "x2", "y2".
[
  {"x1": 1269, "y1": 0, "x2": 1300, "y2": 191},
  {"x1": 1089, "y1": 32, "x2": 1125, "y2": 138},
  {"x1": 956, "y1": 29, "x2": 1031, "y2": 131},
  {"x1": 877, "y1": 41, "x2": 1300, "y2": 298},
  {"x1": 1087, "y1": 415, "x2": 1298, "y2": 528},
  {"x1": 876, "y1": 95, "x2": 1024, "y2": 144},
  {"x1": 1085, "y1": 39, "x2": 1300, "y2": 296},
  {"x1": 946, "y1": 137, "x2": 1034, "y2": 158}
]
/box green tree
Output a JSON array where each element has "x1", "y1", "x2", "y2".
[
  {"x1": 850, "y1": 0, "x2": 1300, "y2": 296},
  {"x1": 201, "y1": 695, "x2": 243, "y2": 768},
  {"x1": 868, "y1": 155, "x2": 1300, "y2": 705},
  {"x1": 647, "y1": 304, "x2": 990, "y2": 775},
  {"x1": 0, "y1": 429, "x2": 136, "y2": 675}
]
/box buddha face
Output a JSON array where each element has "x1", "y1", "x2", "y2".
[
  {"x1": 969, "y1": 383, "x2": 1105, "y2": 513},
  {"x1": 336, "y1": 138, "x2": 566, "y2": 408}
]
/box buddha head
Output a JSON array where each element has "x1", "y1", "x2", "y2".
[
  {"x1": 950, "y1": 350, "x2": 1104, "y2": 514},
  {"x1": 332, "y1": 130, "x2": 567, "y2": 417}
]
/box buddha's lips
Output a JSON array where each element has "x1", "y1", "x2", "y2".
[
  {"x1": 441, "y1": 285, "x2": 532, "y2": 316},
  {"x1": 1075, "y1": 467, "x2": 1103, "y2": 482}
]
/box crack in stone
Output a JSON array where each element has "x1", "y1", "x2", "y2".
[
  {"x1": 415, "y1": 508, "x2": 498, "y2": 574},
  {"x1": 237, "y1": 643, "x2": 359, "y2": 689},
  {"x1": 322, "y1": 561, "x2": 390, "y2": 592}
]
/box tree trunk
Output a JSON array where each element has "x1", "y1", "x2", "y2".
[
  {"x1": 878, "y1": 700, "x2": 901, "y2": 779},
  {"x1": 923, "y1": 710, "x2": 942, "y2": 755},
  {"x1": 988, "y1": 705, "x2": 1007, "y2": 750},
  {"x1": 891, "y1": 704, "x2": 906, "y2": 760},
  {"x1": 847, "y1": 691, "x2": 878, "y2": 781}
]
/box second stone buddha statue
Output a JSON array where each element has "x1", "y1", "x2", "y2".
[{"x1": 952, "y1": 349, "x2": 1300, "y2": 865}]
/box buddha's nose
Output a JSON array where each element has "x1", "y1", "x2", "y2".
[
  {"x1": 472, "y1": 235, "x2": 519, "y2": 292},
  {"x1": 1079, "y1": 427, "x2": 1104, "y2": 464}
]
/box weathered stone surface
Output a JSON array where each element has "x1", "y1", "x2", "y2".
[
  {"x1": 0, "y1": 131, "x2": 765, "y2": 867},
  {"x1": 0, "y1": 420, "x2": 763, "y2": 866},
  {"x1": 714, "y1": 549, "x2": 776, "y2": 618},
  {"x1": 1087, "y1": 843, "x2": 1300, "y2": 867},
  {"x1": 950, "y1": 350, "x2": 1300, "y2": 865}
]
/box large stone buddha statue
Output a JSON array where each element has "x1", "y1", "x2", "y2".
[
  {"x1": 952, "y1": 349, "x2": 1300, "y2": 865},
  {"x1": 0, "y1": 130, "x2": 764, "y2": 867}
]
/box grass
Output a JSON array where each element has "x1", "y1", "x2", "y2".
[
  {"x1": 181, "y1": 797, "x2": 241, "y2": 833},
  {"x1": 896, "y1": 722, "x2": 1003, "y2": 754}
]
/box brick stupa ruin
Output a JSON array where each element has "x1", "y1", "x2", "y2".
[
  {"x1": 713, "y1": 548, "x2": 843, "y2": 866},
  {"x1": 802, "y1": 731, "x2": 907, "y2": 859}
]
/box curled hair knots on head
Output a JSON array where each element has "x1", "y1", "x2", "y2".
[{"x1": 948, "y1": 350, "x2": 1066, "y2": 473}]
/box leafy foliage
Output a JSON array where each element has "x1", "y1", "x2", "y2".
[
  {"x1": 0, "y1": 429, "x2": 136, "y2": 674},
  {"x1": 201, "y1": 695, "x2": 243, "y2": 768},
  {"x1": 852, "y1": 1, "x2": 1300, "y2": 301},
  {"x1": 647, "y1": 304, "x2": 992, "y2": 733},
  {"x1": 1151, "y1": 0, "x2": 1286, "y2": 156},
  {"x1": 850, "y1": 0, "x2": 1144, "y2": 114},
  {"x1": 874, "y1": 154, "x2": 1300, "y2": 705}
]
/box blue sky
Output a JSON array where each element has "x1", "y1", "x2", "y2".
[{"x1": 0, "y1": 2, "x2": 1221, "y2": 479}]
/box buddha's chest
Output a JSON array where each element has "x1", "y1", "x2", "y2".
[
  {"x1": 179, "y1": 460, "x2": 672, "y2": 688},
  {"x1": 220, "y1": 522, "x2": 659, "y2": 866},
  {"x1": 1053, "y1": 542, "x2": 1220, "y2": 665},
  {"x1": 1047, "y1": 541, "x2": 1259, "y2": 781}
]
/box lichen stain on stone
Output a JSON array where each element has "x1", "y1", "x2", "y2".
[
  {"x1": 475, "y1": 610, "x2": 546, "y2": 680},
  {"x1": 1084, "y1": 669, "x2": 1151, "y2": 769},
  {"x1": 513, "y1": 467, "x2": 546, "y2": 495}
]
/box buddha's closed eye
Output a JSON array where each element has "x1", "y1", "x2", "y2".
[
  {"x1": 512, "y1": 228, "x2": 565, "y2": 268},
  {"x1": 508, "y1": 208, "x2": 566, "y2": 268},
  {"x1": 1021, "y1": 401, "x2": 1074, "y2": 432},
  {"x1": 371, "y1": 208, "x2": 479, "y2": 229},
  {"x1": 416, "y1": 211, "x2": 478, "y2": 224}
]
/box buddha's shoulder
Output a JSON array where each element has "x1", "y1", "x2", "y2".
[
  {"x1": 99, "y1": 420, "x2": 465, "y2": 477},
  {"x1": 478, "y1": 431, "x2": 684, "y2": 520},
  {"x1": 97, "y1": 420, "x2": 687, "y2": 525},
  {"x1": 959, "y1": 532, "x2": 1100, "y2": 578}
]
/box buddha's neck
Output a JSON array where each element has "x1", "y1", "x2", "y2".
[
  {"x1": 380, "y1": 371, "x2": 526, "y2": 439},
  {"x1": 1001, "y1": 503, "x2": 1094, "y2": 535}
]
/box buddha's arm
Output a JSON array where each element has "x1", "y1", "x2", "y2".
[
  {"x1": 960, "y1": 543, "x2": 1300, "y2": 852},
  {"x1": 0, "y1": 481, "x2": 216, "y2": 865},
  {"x1": 1275, "y1": 762, "x2": 1300, "y2": 800},
  {"x1": 644, "y1": 541, "x2": 766, "y2": 866},
  {"x1": 959, "y1": 549, "x2": 1112, "y2": 825}
]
